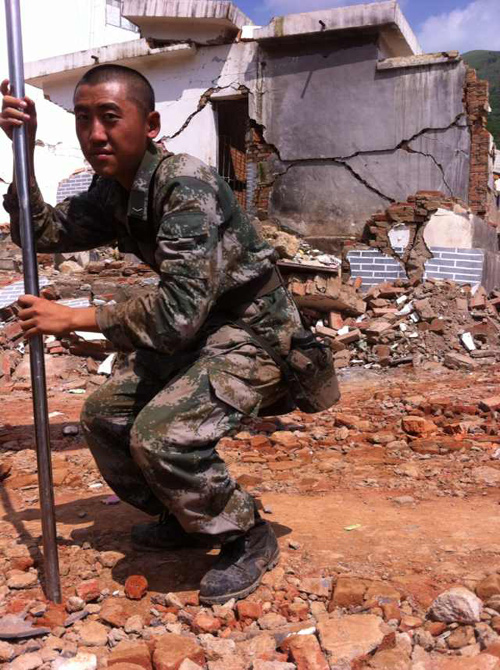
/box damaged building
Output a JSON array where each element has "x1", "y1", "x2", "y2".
[{"x1": 22, "y1": 0, "x2": 499, "y2": 289}]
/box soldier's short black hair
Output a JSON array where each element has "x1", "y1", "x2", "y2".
[{"x1": 74, "y1": 64, "x2": 155, "y2": 115}]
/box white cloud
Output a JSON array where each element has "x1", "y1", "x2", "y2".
[
  {"x1": 260, "y1": 0, "x2": 379, "y2": 18},
  {"x1": 418, "y1": 0, "x2": 500, "y2": 54}
]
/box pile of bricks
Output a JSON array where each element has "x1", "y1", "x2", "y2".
[{"x1": 299, "y1": 275, "x2": 500, "y2": 371}]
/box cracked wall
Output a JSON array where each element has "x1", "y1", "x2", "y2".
[
  {"x1": 347, "y1": 194, "x2": 500, "y2": 291},
  {"x1": 255, "y1": 35, "x2": 471, "y2": 239},
  {"x1": 35, "y1": 32, "x2": 481, "y2": 241},
  {"x1": 39, "y1": 41, "x2": 258, "y2": 169}
]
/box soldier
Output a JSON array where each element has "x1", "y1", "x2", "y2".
[{"x1": 1, "y1": 65, "x2": 303, "y2": 604}]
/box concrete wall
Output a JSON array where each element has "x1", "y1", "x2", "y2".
[
  {"x1": 258, "y1": 36, "x2": 470, "y2": 238},
  {"x1": 23, "y1": 30, "x2": 472, "y2": 241},
  {"x1": 36, "y1": 41, "x2": 256, "y2": 170}
]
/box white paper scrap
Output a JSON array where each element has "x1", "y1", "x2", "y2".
[
  {"x1": 98, "y1": 353, "x2": 116, "y2": 376},
  {"x1": 74, "y1": 331, "x2": 107, "y2": 341}
]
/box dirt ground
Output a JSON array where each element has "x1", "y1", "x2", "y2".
[
  {"x1": 2, "y1": 364, "x2": 500, "y2": 605},
  {"x1": 3, "y1": 364, "x2": 500, "y2": 667}
]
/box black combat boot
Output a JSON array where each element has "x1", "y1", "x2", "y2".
[
  {"x1": 131, "y1": 512, "x2": 219, "y2": 552},
  {"x1": 199, "y1": 517, "x2": 280, "y2": 604}
]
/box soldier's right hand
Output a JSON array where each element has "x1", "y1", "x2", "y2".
[{"x1": 0, "y1": 79, "x2": 37, "y2": 145}]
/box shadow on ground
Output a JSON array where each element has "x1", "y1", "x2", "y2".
[{"x1": 2, "y1": 491, "x2": 292, "y2": 595}]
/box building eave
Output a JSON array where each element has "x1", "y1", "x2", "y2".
[
  {"x1": 25, "y1": 39, "x2": 196, "y2": 89},
  {"x1": 251, "y1": 1, "x2": 421, "y2": 56},
  {"x1": 122, "y1": 0, "x2": 253, "y2": 29}
]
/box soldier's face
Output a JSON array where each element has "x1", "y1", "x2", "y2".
[{"x1": 74, "y1": 81, "x2": 160, "y2": 190}]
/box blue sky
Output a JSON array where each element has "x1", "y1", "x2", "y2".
[
  {"x1": 242, "y1": 0, "x2": 470, "y2": 25},
  {"x1": 237, "y1": 0, "x2": 500, "y2": 52}
]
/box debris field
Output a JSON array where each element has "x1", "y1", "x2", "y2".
[{"x1": 3, "y1": 234, "x2": 500, "y2": 668}]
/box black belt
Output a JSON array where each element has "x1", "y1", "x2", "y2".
[{"x1": 216, "y1": 267, "x2": 283, "y2": 312}]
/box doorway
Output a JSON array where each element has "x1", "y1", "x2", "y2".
[{"x1": 214, "y1": 97, "x2": 249, "y2": 209}]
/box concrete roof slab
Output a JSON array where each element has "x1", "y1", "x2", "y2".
[
  {"x1": 25, "y1": 40, "x2": 195, "y2": 88},
  {"x1": 377, "y1": 51, "x2": 461, "y2": 70},
  {"x1": 122, "y1": 0, "x2": 253, "y2": 29},
  {"x1": 253, "y1": 0, "x2": 421, "y2": 56}
]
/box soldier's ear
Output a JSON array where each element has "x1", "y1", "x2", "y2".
[{"x1": 146, "y1": 111, "x2": 161, "y2": 139}]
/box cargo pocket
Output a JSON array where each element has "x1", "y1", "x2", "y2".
[{"x1": 209, "y1": 369, "x2": 262, "y2": 416}]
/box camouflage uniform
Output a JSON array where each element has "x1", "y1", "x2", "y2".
[{"x1": 4, "y1": 142, "x2": 302, "y2": 537}]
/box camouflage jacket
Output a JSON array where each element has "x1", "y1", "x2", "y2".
[{"x1": 4, "y1": 142, "x2": 301, "y2": 355}]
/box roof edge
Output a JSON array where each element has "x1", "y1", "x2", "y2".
[{"x1": 25, "y1": 40, "x2": 196, "y2": 86}]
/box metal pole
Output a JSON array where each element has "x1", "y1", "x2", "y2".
[{"x1": 4, "y1": 0, "x2": 61, "y2": 603}]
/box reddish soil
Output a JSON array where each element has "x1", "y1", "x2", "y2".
[{"x1": 1, "y1": 365, "x2": 500, "y2": 608}]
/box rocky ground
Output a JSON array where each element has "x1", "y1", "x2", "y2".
[{"x1": 3, "y1": 364, "x2": 500, "y2": 669}]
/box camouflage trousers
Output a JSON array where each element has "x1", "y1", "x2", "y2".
[{"x1": 80, "y1": 324, "x2": 284, "y2": 537}]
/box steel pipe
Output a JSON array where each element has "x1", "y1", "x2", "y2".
[{"x1": 4, "y1": 0, "x2": 61, "y2": 603}]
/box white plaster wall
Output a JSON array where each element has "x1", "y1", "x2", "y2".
[
  {"x1": 423, "y1": 208, "x2": 474, "y2": 249},
  {"x1": 388, "y1": 225, "x2": 410, "y2": 250},
  {"x1": 145, "y1": 41, "x2": 257, "y2": 164},
  {"x1": 0, "y1": 0, "x2": 139, "y2": 216},
  {"x1": 0, "y1": 86, "x2": 85, "y2": 214},
  {"x1": 36, "y1": 41, "x2": 257, "y2": 169}
]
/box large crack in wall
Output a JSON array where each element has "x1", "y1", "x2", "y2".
[
  {"x1": 159, "y1": 82, "x2": 250, "y2": 144},
  {"x1": 264, "y1": 114, "x2": 467, "y2": 205}
]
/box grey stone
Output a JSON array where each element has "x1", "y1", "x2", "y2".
[
  {"x1": 78, "y1": 621, "x2": 109, "y2": 647},
  {"x1": 429, "y1": 587, "x2": 483, "y2": 624},
  {"x1": 6, "y1": 572, "x2": 38, "y2": 590},
  {"x1": 66, "y1": 596, "x2": 85, "y2": 613},
  {"x1": 124, "y1": 615, "x2": 144, "y2": 634}
]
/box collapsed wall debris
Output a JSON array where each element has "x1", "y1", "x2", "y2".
[
  {"x1": 0, "y1": 256, "x2": 158, "y2": 390},
  {"x1": 1, "y1": 185, "x2": 500, "y2": 388},
  {"x1": 301, "y1": 276, "x2": 500, "y2": 372},
  {"x1": 258, "y1": 192, "x2": 500, "y2": 374}
]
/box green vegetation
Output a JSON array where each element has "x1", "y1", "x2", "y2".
[{"x1": 462, "y1": 50, "x2": 500, "y2": 148}]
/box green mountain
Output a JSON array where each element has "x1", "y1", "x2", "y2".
[{"x1": 462, "y1": 50, "x2": 500, "y2": 148}]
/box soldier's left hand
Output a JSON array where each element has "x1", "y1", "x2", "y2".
[{"x1": 17, "y1": 294, "x2": 75, "y2": 337}]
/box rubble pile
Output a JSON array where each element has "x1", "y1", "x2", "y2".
[
  {"x1": 3, "y1": 292, "x2": 500, "y2": 666},
  {"x1": 0, "y1": 260, "x2": 158, "y2": 389},
  {"x1": 3, "y1": 269, "x2": 500, "y2": 386},
  {"x1": 287, "y1": 276, "x2": 500, "y2": 372},
  {"x1": 259, "y1": 222, "x2": 341, "y2": 270}
]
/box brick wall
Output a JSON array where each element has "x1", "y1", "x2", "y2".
[
  {"x1": 465, "y1": 68, "x2": 496, "y2": 222},
  {"x1": 348, "y1": 247, "x2": 484, "y2": 290},
  {"x1": 57, "y1": 170, "x2": 94, "y2": 203},
  {"x1": 246, "y1": 124, "x2": 275, "y2": 217}
]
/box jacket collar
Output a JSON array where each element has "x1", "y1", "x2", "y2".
[{"x1": 127, "y1": 141, "x2": 169, "y2": 223}]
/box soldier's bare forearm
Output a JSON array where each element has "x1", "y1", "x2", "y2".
[{"x1": 69, "y1": 307, "x2": 100, "y2": 333}]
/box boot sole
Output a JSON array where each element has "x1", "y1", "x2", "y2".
[{"x1": 199, "y1": 546, "x2": 281, "y2": 605}]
